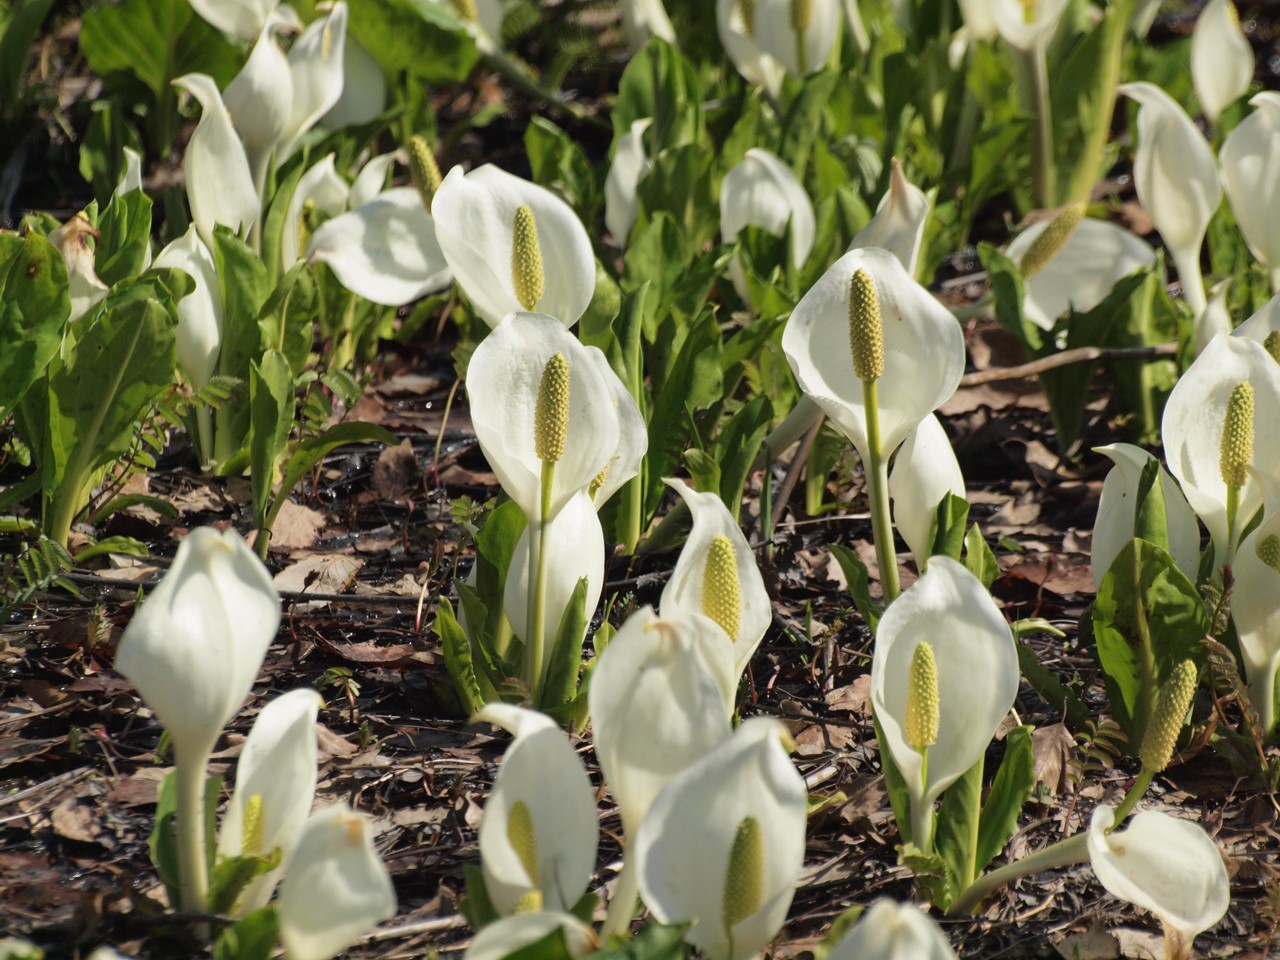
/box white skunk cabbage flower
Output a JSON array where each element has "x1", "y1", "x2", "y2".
[
  {"x1": 320, "y1": 38, "x2": 386, "y2": 130},
  {"x1": 154, "y1": 225, "x2": 223, "y2": 391},
  {"x1": 849, "y1": 158, "x2": 930, "y2": 278},
  {"x1": 1119, "y1": 82, "x2": 1221, "y2": 319},
  {"x1": 956, "y1": 0, "x2": 997, "y2": 41},
  {"x1": 721, "y1": 148, "x2": 816, "y2": 304},
  {"x1": 1091, "y1": 443, "x2": 1202, "y2": 588},
  {"x1": 1007, "y1": 213, "x2": 1156, "y2": 332},
  {"x1": 217, "y1": 688, "x2": 321, "y2": 915},
  {"x1": 888, "y1": 414, "x2": 965, "y2": 571},
  {"x1": 1088, "y1": 805, "x2": 1230, "y2": 960},
  {"x1": 1232, "y1": 289, "x2": 1280, "y2": 343},
  {"x1": 432, "y1": 164, "x2": 595, "y2": 328},
  {"x1": 475, "y1": 703, "x2": 599, "y2": 915},
  {"x1": 277, "y1": 802, "x2": 396, "y2": 960},
  {"x1": 282, "y1": 154, "x2": 350, "y2": 268},
  {"x1": 604, "y1": 118, "x2": 653, "y2": 247},
  {"x1": 716, "y1": 0, "x2": 786, "y2": 100},
  {"x1": 635, "y1": 717, "x2": 807, "y2": 960},
  {"x1": 1191, "y1": 0, "x2": 1253, "y2": 125},
  {"x1": 465, "y1": 913, "x2": 598, "y2": 960},
  {"x1": 188, "y1": 0, "x2": 279, "y2": 39},
  {"x1": 660, "y1": 478, "x2": 771, "y2": 682},
  {"x1": 1220, "y1": 92, "x2": 1280, "y2": 292},
  {"x1": 1196, "y1": 278, "x2": 1235, "y2": 357},
  {"x1": 224, "y1": 6, "x2": 301, "y2": 192},
  {"x1": 115, "y1": 146, "x2": 144, "y2": 196},
  {"x1": 584, "y1": 347, "x2": 647, "y2": 510},
  {"x1": 782, "y1": 247, "x2": 966, "y2": 466},
  {"x1": 503, "y1": 490, "x2": 605, "y2": 677},
  {"x1": 871, "y1": 557, "x2": 1019, "y2": 847},
  {"x1": 173, "y1": 73, "x2": 260, "y2": 246},
  {"x1": 745, "y1": 0, "x2": 842, "y2": 77},
  {"x1": 47, "y1": 214, "x2": 108, "y2": 323},
  {"x1": 277, "y1": 3, "x2": 348, "y2": 160},
  {"x1": 1229, "y1": 513, "x2": 1280, "y2": 733},
  {"x1": 826, "y1": 898, "x2": 959, "y2": 960},
  {"x1": 623, "y1": 0, "x2": 677, "y2": 47},
  {"x1": 1162, "y1": 334, "x2": 1280, "y2": 567},
  {"x1": 115, "y1": 527, "x2": 280, "y2": 761},
  {"x1": 466, "y1": 312, "x2": 618, "y2": 525},
  {"x1": 991, "y1": 0, "x2": 1068, "y2": 51},
  {"x1": 589, "y1": 606, "x2": 735, "y2": 838},
  {"x1": 307, "y1": 187, "x2": 452, "y2": 307}
]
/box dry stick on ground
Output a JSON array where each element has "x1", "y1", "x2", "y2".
[{"x1": 959, "y1": 341, "x2": 1178, "y2": 386}]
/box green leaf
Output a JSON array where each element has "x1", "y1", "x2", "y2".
[
  {"x1": 208, "y1": 849, "x2": 282, "y2": 916},
  {"x1": 682, "y1": 448, "x2": 721, "y2": 501},
  {"x1": 1016, "y1": 639, "x2": 1090, "y2": 729},
  {"x1": 978, "y1": 243, "x2": 1042, "y2": 352},
  {"x1": 148, "y1": 770, "x2": 181, "y2": 905},
  {"x1": 975, "y1": 725, "x2": 1035, "y2": 875},
  {"x1": 716, "y1": 396, "x2": 773, "y2": 523},
  {"x1": 95, "y1": 187, "x2": 154, "y2": 287},
  {"x1": 266, "y1": 422, "x2": 399, "y2": 533},
  {"x1": 541, "y1": 576, "x2": 590, "y2": 710},
  {"x1": 612, "y1": 38, "x2": 702, "y2": 152},
  {"x1": 778, "y1": 69, "x2": 839, "y2": 171},
  {"x1": 249, "y1": 350, "x2": 295, "y2": 530},
  {"x1": 437, "y1": 597, "x2": 493, "y2": 714},
  {"x1": 589, "y1": 921, "x2": 690, "y2": 960},
  {"x1": 873, "y1": 709, "x2": 914, "y2": 847},
  {"x1": 343, "y1": 0, "x2": 480, "y2": 82},
  {"x1": 0, "y1": 232, "x2": 69, "y2": 414},
  {"x1": 502, "y1": 928, "x2": 579, "y2": 960},
  {"x1": 214, "y1": 907, "x2": 279, "y2": 960},
  {"x1": 1133, "y1": 457, "x2": 1168, "y2": 554},
  {"x1": 829, "y1": 543, "x2": 881, "y2": 633},
  {"x1": 929, "y1": 493, "x2": 970, "y2": 563},
  {"x1": 0, "y1": 0, "x2": 54, "y2": 118},
  {"x1": 474, "y1": 499, "x2": 528, "y2": 657},
  {"x1": 459, "y1": 861, "x2": 499, "y2": 931},
  {"x1": 962, "y1": 524, "x2": 999, "y2": 589},
  {"x1": 935, "y1": 755, "x2": 982, "y2": 902}
]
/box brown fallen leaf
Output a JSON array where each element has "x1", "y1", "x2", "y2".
[
  {"x1": 1032, "y1": 722, "x2": 1077, "y2": 797},
  {"x1": 51, "y1": 798, "x2": 102, "y2": 845},
  {"x1": 269, "y1": 500, "x2": 328, "y2": 552},
  {"x1": 372, "y1": 438, "x2": 418, "y2": 501}
]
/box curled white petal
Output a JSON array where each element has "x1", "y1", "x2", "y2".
[
  {"x1": 224, "y1": 7, "x2": 299, "y2": 179},
  {"x1": 826, "y1": 898, "x2": 959, "y2": 960},
  {"x1": 320, "y1": 37, "x2": 386, "y2": 131},
  {"x1": 282, "y1": 154, "x2": 350, "y2": 269},
  {"x1": 722, "y1": 147, "x2": 816, "y2": 303},
  {"x1": 464, "y1": 912, "x2": 597, "y2": 960},
  {"x1": 1192, "y1": 0, "x2": 1253, "y2": 124},
  {"x1": 716, "y1": 0, "x2": 786, "y2": 99},
  {"x1": 849, "y1": 157, "x2": 930, "y2": 277},
  {"x1": 278, "y1": 3, "x2": 348, "y2": 160},
  {"x1": 991, "y1": 0, "x2": 1068, "y2": 51},
  {"x1": 154, "y1": 225, "x2": 223, "y2": 391},
  {"x1": 604, "y1": 118, "x2": 653, "y2": 247},
  {"x1": 1220, "y1": 92, "x2": 1280, "y2": 278},
  {"x1": 188, "y1": 0, "x2": 280, "y2": 39},
  {"x1": 889, "y1": 414, "x2": 965, "y2": 571},
  {"x1": 622, "y1": 0, "x2": 677, "y2": 47},
  {"x1": 174, "y1": 73, "x2": 260, "y2": 245},
  {"x1": 584, "y1": 346, "x2": 647, "y2": 508}
]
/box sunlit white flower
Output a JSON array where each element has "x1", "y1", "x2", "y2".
[
  {"x1": 154, "y1": 225, "x2": 222, "y2": 392},
  {"x1": 888, "y1": 414, "x2": 965, "y2": 571},
  {"x1": 716, "y1": 0, "x2": 786, "y2": 99},
  {"x1": 464, "y1": 913, "x2": 597, "y2": 960},
  {"x1": 826, "y1": 898, "x2": 959, "y2": 960},
  {"x1": 1229, "y1": 512, "x2": 1280, "y2": 733},
  {"x1": 722, "y1": 148, "x2": 816, "y2": 304},
  {"x1": 282, "y1": 154, "x2": 351, "y2": 269},
  {"x1": 224, "y1": 7, "x2": 301, "y2": 193},
  {"x1": 604, "y1": 118, "x2": 653, "y2": 247},
  {"x1": 1191, "y1": 0, "x2": 1253, "y2": 125},
  {"x1": 991, "y1": 0, "x2": 1068, "y2": 52},
  {"x1": 173, "y1": 73, "x2": 259, "y2": 245},
  {"x1": 277, "y1": 3, "x2": 348, "y2": 160},
  {"x1": 1220, "y1": 92, "x2": 1280, "y2": 292},
  {"x1": 956, "y1": 0, "x2": 997, "y2": 41},
  {"x1": 849, "y1": 158, "x2": 929, "y2": 278},
  {"x1": 746, "y1": 0, "x2": 842, "y2": 77},
  {"x1": 623, "y1": 0, "x2": 676, "y2": 47},
  {"x1": 320, "y1": 38, "x2": 386, "y2": 130},
  {"x1": 188, "y1": 0, "x2": 279, "y2": 39}
]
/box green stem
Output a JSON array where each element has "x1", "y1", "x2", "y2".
[
  {"x1": 1226, "y1": 483, "x2": 1241, "y2": 562},
  {"x1": 1109, "y1": 766, "x2": 1155, "y2": 825},
  {"x1": 947, "y1": 833, "x2": 1089, "y2": 915},
  {"x1": 1025, "y1": 41, "x2": 1057, "y2": 208},
  {"x1": 911, "y1": 749, "x2": 932, "y2": 854},
  {"x1": 862, "y1": 379, "x2": 900, "y2": 602},
  {"x1": 526, "y1": 462, "x2": 555, "y2": 704},
  {"x1": 602, "y1": 858, "x2": 640, "y2": 938},
  {"x1": 174, "y1": 739, "x2": 213, "y2": 913},
  {"x1": 195, "y1": 406, "x2": 214, "y2": 472},
  {"x1": 1061, "y1": 0, "x2": 1134, "y2": 205}
]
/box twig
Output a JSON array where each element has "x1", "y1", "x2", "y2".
[
  {"x1": 362, "y1": 914, "x2": 470, "y2": 942},
  {"x1": 960, "y1": 342, "x2": 1178, "y2": 387}
]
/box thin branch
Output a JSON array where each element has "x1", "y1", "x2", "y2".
[{"x1": 960, "y1": 342, "x2": 1178, "y2": 387}]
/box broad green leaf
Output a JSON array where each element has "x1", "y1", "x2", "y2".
[
  {"x1": 249, "y1": 349, "x2": 295, "y2": 530},
  {"x1": 95, "y1": 187, "x2": 154, "y2": 287},
  {"x1": 962, "y1": 524, "x2": 999, "y2": 589},
  {"x1": 716, "y1": 395, "x2": 772, "y2": 522},
  {"x1": 935, "y1": 755, "x2": 982, "y2": 901},
  {"x1": 0, "y1": 232, "x2": 68, "y2": 414},
  {"x1": 257, "y1": 261, "x2": 318, "y2": 376},
  {"x1": 590, "y1": 922, "x2": 691, "y2": 960},
  {"x1": 459, "y1": 861, "x2": 499, "y2": 931},
  {"x1": 208, "y1": 849, "x2": 281, "y2": 916},
  {"x1": 474, "y1": 499, "x2": 528, "y2": 655},
  {"x1": 682, "y1": 448, "x2": 720, "y2": 501},
  {"x1": 437, "y1": 597, "x2": 490, "y2": 715},
  {"x1": 541, "y1": 576, "x2": 590, "y2": 710},
  {"x1": 343, "y1": 0, "x2": 479, "y2": 82},
  {"x1": 979, "y1": 243, "x2": 1042, "y2": 352},
  {"x1": 1133, "y1": 457, "x2": 1168, "y2": 555},
  {"x1": 613, "y1": 38, "x2": 702, "y2": 151},
  {"x1": 929, "y1": 493, "x2": 970, "y2": 562},
  {"x1": 829, "y1": 543, "x2": 881, "y2": 633},
  {"x1": 213, "y1": 227, "x2": 271, "y2": 463},
  {"x1": 0, "y1": 0, "x2": 54, "y2": 118},
  {"x1": 214, "y1": 907, "x2": 279, "y2": 960},
  {"x1": 975, "y1": 724, "x2": 1035, "y2": 874},
  {"x1": 778, "y1": 69, "x2": 839, "y2": 171}
]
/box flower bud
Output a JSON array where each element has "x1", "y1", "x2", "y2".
[
  {"x1": 905, "y1": 641, "x2": 940, "y2": 753},
  {"x1": 701, "y1": 534, "x2": 742, "y2": 641},
  {"x1": 1019, "y1": 202, "x2": 1085, "y2": 279},
  {"x1": 1219, "y1": 381, "x2": 1254, "y2": 488},
  {"x1": 723, "y1": 816, "x2": 763, "y2": 934},
  {"x1": 409, "y1": 135, "x2": 443, "y2": 213},
  {"x1": 1140, "y1": 659, "x2": 1197, "y2": 772},
  {"x1": 533, "y1": 352, "x2": 570, "y2": 464},
  {"x1": 511, "y1": 204, "x2": 545, "y2": 311},
  {"x1": 849, "y1": 268, "x2": 885, "y2": 382}
]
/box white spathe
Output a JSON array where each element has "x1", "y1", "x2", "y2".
[
  {"x1": 635, "y1": 717, "x2": 807, "y2": 960},
  {"x1": 114, "y1": 527, "x2": 280, "y2": 760},
  {"x1": 188, "y1": 0, "x2": 280, "y2": 39},
  {"x1": 223, "y1": 6, "x2": 300, "y2": 191},
  {"x1": 782, "y1": 247, "x2": 966, "y2": 466},
  {"x1": 277, "y1": 802, "x2": 396, "y2": 960},
  {"x1": 173, "y1": 74, "x2": 260, "y2": 246},
  {"x1": 278, "y1": 3, "x2": 348, "y2": 160},
  {"x1": 282, "y1": 153, "x2": 350, "y2": 269},
  {"x1": 622, "y1": 0, "x2": 677, "y2": 47},
  {"x1": 217, "y1": 687, "x2": 322, "y2": 915},
  {"x1": 1191, "y1": 0, "x2": 1253, "y2": 125},
  {"x1": 849, "y1": 158, "x2": 930, "y2": 278},
  {"x1": 464, "y1": 912, "x2": 597, "y2": 960},
  {"x1": 1196, "y1": 278, "x2": 1235, "y2": 357},
  {"x1": 825, "y1": 898, "x2": 959, "y2": 960},
  {"x1": 432, "y1": 164, "x2": 596, "y2": 328},
  {"x1": 721, "y1": 147, "x2": 816, "y2": 303},
  {"x1": 716, "y1": 0, "x2": 786, "y2": 99},
  {"x1": 1090, "y1": 443, "x2": 1202, "y2": 589},
  {"x1": 1229, "y1": 511, "x2": 1280, "y2": 733},
  {"x1": 991, "y1": 0, "x2": 1068, "y2": 51},
  {"x1": 888, "y1": 414, "x2": 965, "y2": 571},
  {"x1": 748, "y1": 0, "x2": 842, "y2": 77},
  {"x1": 1088, "y1": 805, "x2": 1230, "y2": 960},
  {"x1": 475, "y1": 703, "x2": 599, "y2": 915},
  {"x1": 320, "y1": 38, "x2": 386, "y2": 130},
  {"x1": 154, "y1": 225, "x2": 223, "y2": 392},
  {"x1": 604, "y1": 118, "x2": 653, "y2": 247},
  {"x1": 307, "y1": 187, "x2": 452, "y2": 307},
  {"x1": 1220, "y1": 92, "x2": 1280, "y2": 292},
  {"x1": 584, "y1": 345, "x2": 648, "y2": 509}
]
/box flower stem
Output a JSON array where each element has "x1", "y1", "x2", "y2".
[
  {"x1": 526, "y1": 462, "x2": 555, "y2": 705},
  {"x1": 947, "y1": 832, "x2": 1089, "y2": 915},
  {"x1": 1017, "y1": 42, "x2": 1057, "y2": 208},
  {"x1": 602, "y1": 857, "x2": 639, "y2": 938},
  {"x1": 1225, "y1": 483, "x2": 1241, "y2": 561},
  {"x1": 195, "y1": 406, "x2": 214, "y2": 471},
  {"x1": 1108, "y1": 766, "x2": 1156, "y2": 825},
  {"x1": 862, "y1": 379, "x2": 900, "y2": 602},
  {"x1": 174, "y1": 741, "x2": 212, "y2": 913},
  {"x1": 1172, "y1": 247, "x2": 1207, "y2": 320},
  {"x1": 911, "y1": 748, "x2": 933, "y2": 854}
]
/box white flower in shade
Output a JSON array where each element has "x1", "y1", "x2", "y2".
[
  {"x1": 826, "y1": 898, "x2": 959, "y2": 960},
  {"x1": 47, "y1": 214, "x2": 108, "y2": 323},
  {"x1": 716, "y1": 0, "x2": 786, "y2": 100},
  {"x1": 1088, "y1": 805, "x2": 1230, "y2": 960},
  {"x1": 660, "y1": 478, "x2": 771, "y2": 682},
  {"x1": 307, "y1": 187, "x2": 452, "y2": 307},
  {"x1": 432, "y1": 164, "x2": 596, "y2": 328},
  {"x1": 623, "y1": 0, "x2": 677, "y2": 47},
  {"x1": 1007, "y1": 216, "x2": 1156, "y2": 332},
  {"x1": 782, "y1": 247, "x2": 966, "y2": 466},
  {"x1": 173, "y1": 74, "x2": 259, "y2": 245},
  {"x1": 188, "y1": 0, "x2": 279, "y2": 39},
  {"x1": 154, "y1": 225, "x2": 222, "y2": 391},
  {"x1": 956, "y1": 0, "x2": 997, "y2": 41},
  {"x1": 1191, "y1": 0, "x2": 1252, "y2": 125},
  {"x1": 746, "y1": 0, "x2": 842, "y2": 77},
  {"x1": 584, "y1": 347, "x2": 647, "y2": 510},
  {"x1": 277, "y1": 802, "x2": 396, "y2": 960},
  {"x1": 604, "y1": 118, "x2": 653, "y2": 247},
  {"x1": 115, "y1": 146, "x2": 144, "y2": 196},
  {"x1": 282, "y1": 154, "x2": 351, "y2": 269},
  {"x1": 991, "y1": 0, "x2": 1068, "y2": 51},
  {"x1": 888, "y1": 414, "x2": 965, "y2": 571},
  {"x1": 114, "y1": 527, "x2": 280, "y2": 761},
  {"x1": 475, "y1": 704, "x2": 599, "y2": 915},
  {"x1": 1162, "y1": 334, "x2": 1280, "y2": 567},
  {"x1": 589, "y1": 606, "x2": 734, "y2": 839},
  {"x1": 1091, "y1": 443, "x2": 1202, "y2": 588},
  {"x1": 223, "y1": 7, "x2": 301, "y2": 193},
  {"x1": 465, "y1": 312, "x2": 618, "y2": 526},
  {"x1": 1220, "y1": 92, "x2": 1280, "y2": 292},
  {"x1": 1228, "y1": 512, "x2": 1280, "y2": 733},
  {"x1": 277, "y1": 3, "x2": 348, "y2": 160},
  {"x1": 1196, "y1": 278, "x2": 1234, "y2": 357},
  {"x1": 320, "y1": 38, "x2": 386, "y2": 130},
  {"x1": 503, "y1": 490, "x2": 604, "y2": 679},
  {"x1": 217, "y1": 688, "x2": 321, "y2": 915},
  {"x1": 721, "y1": 148, "x2": 816, "y2": 303},
  {"x1": 849, "y1": 158, "x2": 930, "y2": 278},
  {"x1": 871, "y1": 557, "x2": 1019, "y2": 846},
  {"x1": 635, "y1": 718, "x2": 807, "y2": 960},
  {"x1": 1118, "y1": 82, "x2": 1222, "y2": 319},
  {"x1": 464, "y1": 913, "x2": 597, "y2": 960}
]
